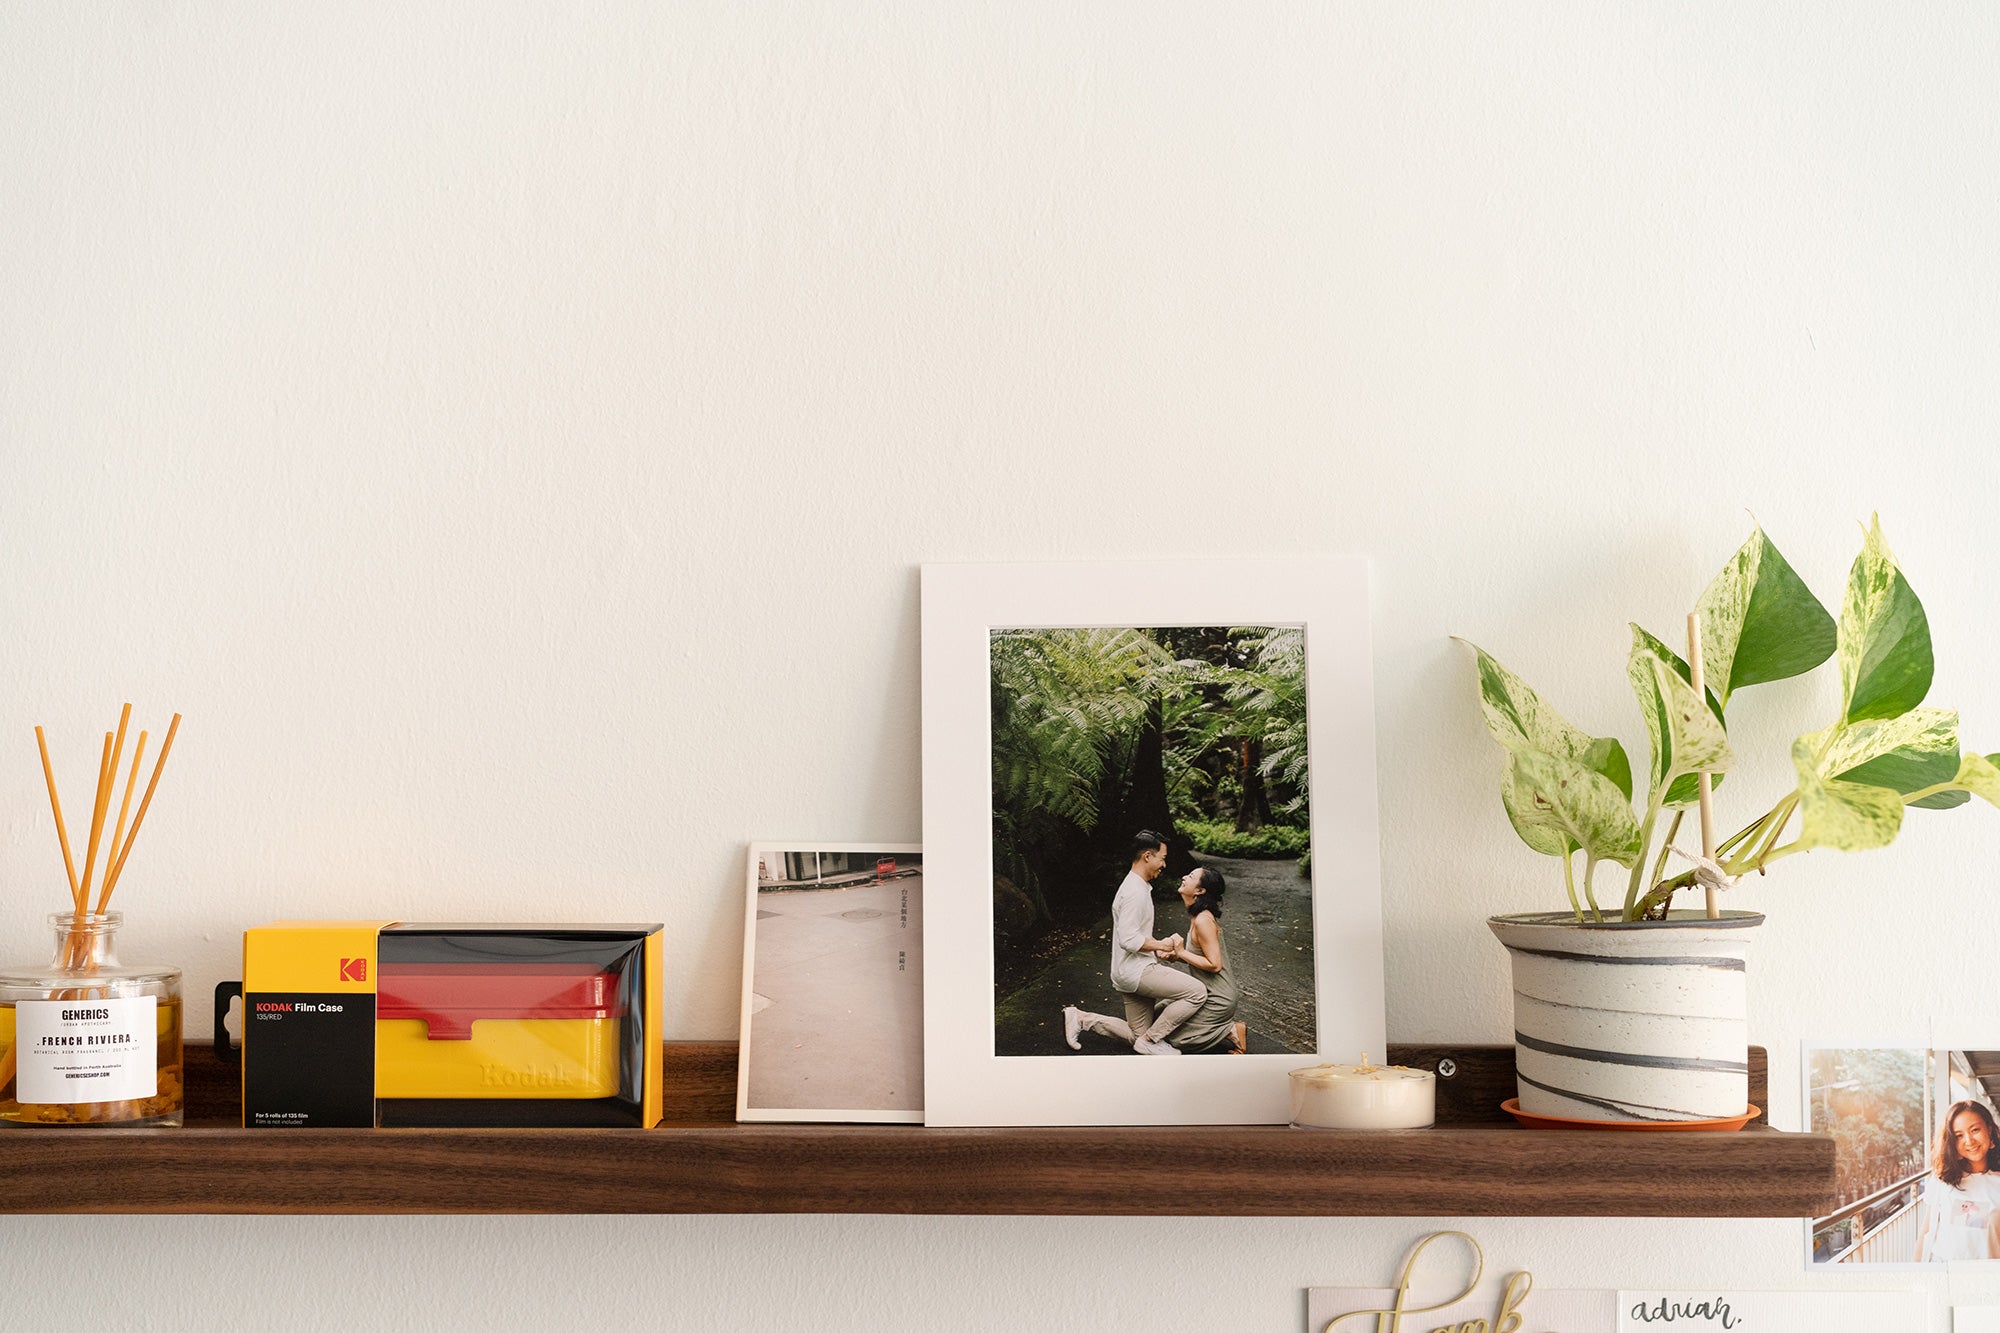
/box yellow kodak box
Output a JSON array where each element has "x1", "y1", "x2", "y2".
[{"x1": 234, "y1": 921, "x2": 663, "y2": 1129}]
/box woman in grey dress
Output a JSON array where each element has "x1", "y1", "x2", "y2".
[{"x1": 1159, "y1": 866, "x2": 1246, "y2": 1054}]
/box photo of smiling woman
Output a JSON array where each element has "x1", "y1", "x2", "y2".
[{"x1": 1917, "y1": 1100, "x2": 2000, "y2": 1262}]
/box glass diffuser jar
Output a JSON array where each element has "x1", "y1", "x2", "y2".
[{"x1": 0, "y1": 912, "x2": 183, "y2": 1127}]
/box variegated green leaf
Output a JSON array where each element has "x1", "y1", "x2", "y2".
[
  {"x1": 1803, "y1": 708, "x2": 1969, "y2": 809},
  {"x1": 1661, "y1": 774, "x2": 1717, "y2": 810},
  {"x1": 1839, "y1": 516, "x2": 1934, "y2": 724},
  {"x1": 1630, "y1": 624, "x2": 1727, "y2": 807},
  {"x1": 1508, "y1": 747, "x2": 1644, "y2": 867},
  {"x1": 1695, "y1": 527, "x2": 1837, "y2": 707},
  {"x1": 1949, "y1": 752, "x2": 2000, "y2": 808},
  {"x1": 1791, "y1": 737, "x2": 1905, "y2": 852},
  {"x1": 1807, "y1": 708, "x2": 1960, "y2": 788},
  {"x1": 1461, "y1": 640, "x2": 1628, "y2": 777},
  {"x1": 1578, "y1": 735, "x2": 1635, "y2": 801},
  {"x1": 1500, "y1": 760, "x2": 1573, "y2": 857},
  {"x1": 1500, "y1": 741, "x2": 1636, "y2": 855},
  {"x1": 1628, "y1": 626, "x2": 1735, "y2": 807},
  {"x1": 1461, "y1": 641, "x2": 1635, "y2": 856},
  {"x1": 1629, "y1": 625, "x2": 1726, "y2": 722}
]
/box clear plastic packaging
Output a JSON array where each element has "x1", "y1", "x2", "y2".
[{"x1": 373, "y1": 926, "x2": 651, "y2": 1126}]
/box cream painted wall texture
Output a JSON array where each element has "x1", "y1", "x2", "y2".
[{"x1": 3, "y1": 4, "x2": 1998, "y2": 1329}]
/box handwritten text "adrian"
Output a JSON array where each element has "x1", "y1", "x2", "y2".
[{"x1": 1629, "y1": 1296, "x2": 1738, "y2": 1328}]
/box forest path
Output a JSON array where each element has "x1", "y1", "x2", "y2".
[{"x1": 992, "y1": 853, "x2": 1316, "y2": 1056}]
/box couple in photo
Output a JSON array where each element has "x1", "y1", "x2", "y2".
[{"x1": 1062, "y1": 830, "x2": 1248, "y2": 1056}]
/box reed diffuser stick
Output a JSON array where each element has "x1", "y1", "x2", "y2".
[
  {"x1": 76, "y1": 731, "x2": 116, "y2": 913},
  {"x1": 102, "y1": 704, "x2": 131, "y2": 852},
  {"x1": 103, "y1": 731, "x2": 148, "y2": 908},
  {"x1": 78, "y1": 705, "x2": 132, "y2": 908},
  {"x1": 101, "y1": 713, "x2": 181, "y2": 906},
  {"x1": 33, "y1": 726, "x2": 79, "y2": 906}
]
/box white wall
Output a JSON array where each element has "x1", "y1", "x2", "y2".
[{"x1": 4, "y1": 4, "x2": 1997, "y2": 1328}]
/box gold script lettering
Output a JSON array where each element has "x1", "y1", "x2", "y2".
[
  {"x1": 1323, "y1": 1233, "x2": 1545, "y2": 1333},
  {"x1": 1494, "y1": 1271, "x2": 1531, "y2": 1333},
  {"x1": 1324, "y1": 1231, "x2": 1479, "y2": 1333}
]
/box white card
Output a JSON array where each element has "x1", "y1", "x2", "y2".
[
  {"x1": 1955, "y1": 1308, "x2": 2000, "y2": 1333},
  {"x1": 1308, "y1": 1284, "x2": 1615, "y2": 1331},
  {"x1": 1618, "y1": 1290, "x2": 1929, "y2": 1332}
]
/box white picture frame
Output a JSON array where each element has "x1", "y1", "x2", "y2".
[
  {"x1": 736, "y1": 842, "x2": 924, "y2": 1123},
  {"x1": 920, "y1": 557, "x2": 1385, "y2": 1126}
]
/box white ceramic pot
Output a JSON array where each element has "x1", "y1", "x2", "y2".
[{"x1": 1487, "y1": 909, "x2": 1763, "y2": 1122}]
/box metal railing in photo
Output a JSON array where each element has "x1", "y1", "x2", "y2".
[{"x1": 1811, "y1": 1169, "x2": 1926, "y2": 1265}]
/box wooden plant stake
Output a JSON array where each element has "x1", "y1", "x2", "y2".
[{"x1": 1685, "y1": 612, "x2": 1720, "y2": 920}]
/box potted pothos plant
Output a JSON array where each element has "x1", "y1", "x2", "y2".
[{"x1": 1464, "y1": 518, "x2": 2000, "y2": 1125}]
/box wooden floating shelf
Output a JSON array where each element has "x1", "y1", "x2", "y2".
[{"x1": 0, "y1": 1042, "x2": 1833, "y2": 1217}]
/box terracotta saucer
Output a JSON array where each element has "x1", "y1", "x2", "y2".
[{"x1": 1500, "y1": 1098, "x2": 1760, "y2": 1132}]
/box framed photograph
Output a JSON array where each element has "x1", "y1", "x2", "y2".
[
  {"x1": 736, "y1": 843, "x2": 923, "y2": 1123},
  {"x1": 921, "y1": 558, "x2": 1385, "y2": 1126}
]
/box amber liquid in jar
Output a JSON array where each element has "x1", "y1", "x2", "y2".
[{"x1": 0, "y1": 913, "x2": 184, "y2": 1128}]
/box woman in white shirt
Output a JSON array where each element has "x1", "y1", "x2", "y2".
[{"x1": 1917, "y1": 1100, "x2": 2000, "y2": 1262}]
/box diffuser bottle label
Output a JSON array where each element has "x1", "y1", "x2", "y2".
[{"x1": 14, "y1": 997, "x2": 157, "y2": 1104}]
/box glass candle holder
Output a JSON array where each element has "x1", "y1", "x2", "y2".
[{"x1": 0, "y1": 912, "x2": 183, "y2": 1127}]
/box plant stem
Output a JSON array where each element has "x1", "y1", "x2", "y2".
[
  {"x1": 1754, "y1": 839, "x2": 1808, "y2": 869},
  {"x1": 1627, "y1": 786, "x2": 1812, "y2": 919},
  {"x1": 1728, "y1": 794, "x2": 1798, "y2": 875},
  {"x1": 1562, "y1": 850, "x2": 1582, "y2": 922},
  {"x1": 1756, "y1": 795, "x2": 1799, "y2": 865},
  {"x1": 1645, "y1": 810, "x2": 1686, "y2": 905},
  {"x1": 1716, "y1": 804, "x2": 1779, "y2": 860},
  {"x1": 1623, "y1": 799, "x2": 1664, "y2": 918},
  {"x1": 1582, "y1": 854, "x2": 1603, "y2": 923}
]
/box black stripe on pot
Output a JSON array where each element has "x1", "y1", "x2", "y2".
[
  {"x1": 1515, "y1": 1031, "x2": 1749, "y2": 1074},
  {"x1": 1504, "y1": 946, "x2": 1746, "y2": 971},
  {"x1": 1514, "y1": 1070, "x2": 1706, "y2": 1122},
  {"x1": 1509, "y1": 991, "x2": 1643, "y2": 1017},
  {"x1": 1491, "y1": 911, "x2": 1765, "y2": 930}
]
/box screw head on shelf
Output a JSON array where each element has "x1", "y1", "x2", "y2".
[{"x1": 1436, "y1": 1058, "x2": 1457, "y2": 1078}]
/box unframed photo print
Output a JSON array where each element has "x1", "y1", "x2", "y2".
[
  {"x1": 736, "y1": 844, "x2": 923, "y2": 1123},
  {"x1": 1805, "y1": 1044, "x2": 2000, "y2": 1268}
]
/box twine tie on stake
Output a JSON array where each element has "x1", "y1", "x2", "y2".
[{"x1": 1666, "y1": 842, "x2": 1738, "y2": 897}]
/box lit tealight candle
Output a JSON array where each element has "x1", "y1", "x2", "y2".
[{"x1": 1287, "y1": 1053, "x2": 1436, "y2": 1130}]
